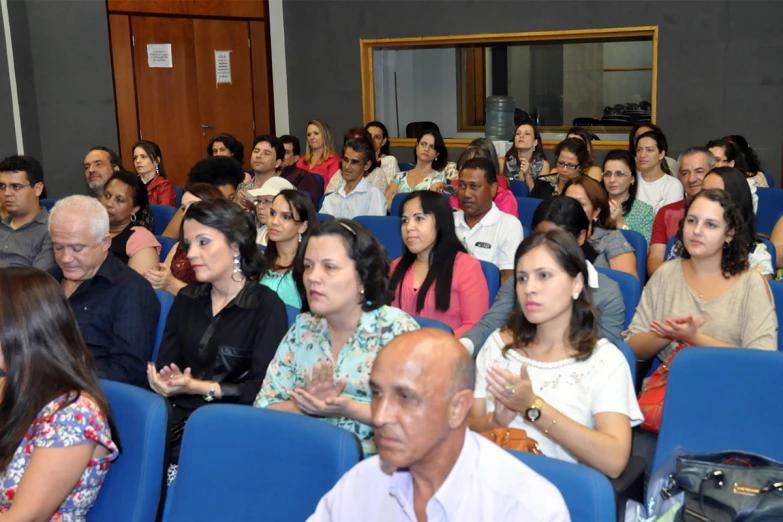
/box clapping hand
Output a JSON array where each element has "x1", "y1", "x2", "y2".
[
  {"x1": 650, "y1": 315, "x2": 705, "y2": 345},
  {"x1": 608, "y1": 199, "x2": 623, "y2": 225},
  {"x1": 487, "y1": 363, "x2": 535, "y2": 415},
  {"x1": 289, "y1": 362, "x2": 351, "y2": 417},
  {"x1": 147, "y1": 362, "x2": 193, "y2": 397}
]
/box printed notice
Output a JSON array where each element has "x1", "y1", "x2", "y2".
[
  {"x1": 147, "y1": 44, "x2": 173, "y2": 68},
  {"x1": 215, "y1": 50, "x2": 232, "y2": 85}
]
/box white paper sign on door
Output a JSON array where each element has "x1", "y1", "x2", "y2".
[
  {"x1": 147, "y1": 44, "x2": 173, "y2": 68},
  {"x1": 215, "y1": 50, "x2": 232, "y2": 86}
]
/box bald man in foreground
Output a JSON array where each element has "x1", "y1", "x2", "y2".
[{"x1": 307, "y1": 329, "x2": 570, "y2": 522}]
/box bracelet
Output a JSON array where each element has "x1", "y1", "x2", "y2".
[{"x1": 544, "y1": 412, "x2": 560, "y2": 435}]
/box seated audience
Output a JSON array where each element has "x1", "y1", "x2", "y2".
[
  {"x1": 365, "y1": 120, "x2": 400, "y2": 189},
  {"x1": 149, "y1": 199, "x2": 288, "y2": 484},
  {"x1": 49, "y1": 195, "x2": 159, "y2": 386},
  {"x1": 469, "y1": 230, "x2": 641, "y2": 478},
  {"x1": 625, "y1": 189, "x2": 776, "y2": 465},
  {"x1": 0, "y1": 267, "x2": 119, "y2": 520},
  {"x1": 385, "y1": 129, "x2": 448, "y2": 207},
  {"x1": 321, "y1": 137, "x2": 387, "y2": 218},
  {"x1": 326, "y1": 128, "x2": 391, "y2": 195},
  {"x1": 144, "y1": 183, "x2": 225, "y2": 295},
  {"x1": 647, "y1": 147, "x2": 715, "y2": 277},
  {"x1": 133, "y1": 140, "x2": 176, "y2": 206},
  {"x1": 100, "y1": 171, "x2": 161, "y2": 275},
  {"x1": 450, "y1": 138, "x2": 518, "y2": 218},
  {"x1": 634, "y1": 129, "x2": 683, "y2": 215},
  {"x1": 602, "y1": 149, "x2": 654, "y2": 244},
  {"x1": 295, "y1": 119, "x2": 341, "y2": 186},
  {"x1": 248, "y1": 176, "x2": 295, "y2": 246},
  {"x1": 236, "y1": 135, "x2": 285, "y2": 206},
  {"x1": 391, "y1": 191, "x2": 489, "y2": 336},
  {"x1": 667, "y1": 167, "x2": 773, "y2": 278},
  {"x1": 162, "y1": 156, "x2": 246, "y2": 239},
  {"x1": 529, "y1": 138, "x2": 588, "y2": 202},
  {"x1": 308, "y1": 329, "x2": 569, "y2": 521},
  {"x1": 461, "y1": 196, "x2": 625, "y2": 354},
  {"x1": 276, "y1": 134, "x2": 320, "y2": 204},
  {"x1": 260, "y1": 189, "x2": 316, "y2": 308},
  {"x1": 207, "y1": 132, "x2": 250, "y2": 182},
  {"x1": 725, "y1": 134, "x2": 769, "y2": 188},
  {"x1": 454, "y1": 157, "x2": 524, "y2": 282},
  {"x1": 564, "y1": 127, "x2": 603, "y2": 181},
  {"x1": 628, "y1": 122, "x2": 678, "y2": 175},
  {"x1": 564, "y1": 177, "x2": 638, "y2": 278},
  {"x1": 0, "y1": 155, "x2": 55, "y2": 271},
  {"x1": 501, "y1": 121, "x2": 550, "y2": 191},
  {"x1": 254, "y1": 219, "x2": 419, "y2": 456},
  {"x1": 83, "y1": 146, "x2": 121, "y2": 197}
]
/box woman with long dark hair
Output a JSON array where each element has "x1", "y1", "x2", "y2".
[
  {"x1": 261, "y1": 189, "x2": 316, "y2": 308},
  {"x1": 529, "y1": 138, "x2": 588, "y2": 202},
  {"x1": 565, "y1": 127, "x2": 603, "y2": 181},
  {"x1": 502, "y1": 121, "x2": 550, "y2": 191},
  {"x1": 602, "y1": 149, "x2": 654, "y2": 244},
  {"x1": 0, "y1": 267, "x2": 119, "y2": 519},
  {"x1": 469, "y1": 231, "x2": 641, "y2": 478},
  {"x1": 384, "y1": 129, "x2": 449, "y2": 207},
  {"x1": 390, "y1": 191, "x2": 489, "y2": 336},
  {"x1": 365, "y1": 120, "x2": 400, "y2": 186},
  {"x1": 132, "y1": 139, "x2": 176, "y2": 206},
  {"x1": 634, "y1": 129, "x2": 683, "y2": 215}
]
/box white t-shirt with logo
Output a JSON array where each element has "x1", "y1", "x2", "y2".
[
  {"x1": 635, "y1": 173, "x2": 684, "y2": 216},
  {"x1": 453, "y1": 203, "x2": 524, "y2": 271}
]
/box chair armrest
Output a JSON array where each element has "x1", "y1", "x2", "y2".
[{"x1": 610, "y1": 456, "x2": 646, "y2": 522}]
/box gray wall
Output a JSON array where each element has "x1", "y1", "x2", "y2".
[
  {"x1": 1, "y1": 0, "x2": 118, "y2": 197},
  {"x1": 283, "y1": 0, "x2": 783, "y2": 182}
]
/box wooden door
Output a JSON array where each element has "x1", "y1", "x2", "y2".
[
  {"x1": 132, "y1": 16, "x2": 203, "y2": 187},
  {"x1": 193, "y1": 19, "x2": 255, "y2": 170}
]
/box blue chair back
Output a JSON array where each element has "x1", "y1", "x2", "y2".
[
  {"x1": 767, "y1": 281, "x2": 783, "y2": 350},
  {"x1": 761, "y1": 237, "x2": 777, "y2": 272},
  {"x1": 312, "y1": 173, "x2": 324, "y2": 203},
  {"x1": 173, "y1": 185, "x2": 184, "y2": 207},
  {"x1": 152, "y1": 289, "x2": 174, "y2": 362},
  {"x1": 40, "y1": 197, "x2": 58, "y2": 210},
  {"x1": 317, "y1": 192, "x2": 329, "y2": 211},
  {"x1": 664, "y1": 234, "x2": 677, "y2": 259},
  {"x1": 151, "y1": 204, "x2": 177, "y2": 236},
  {"x1": 619, "y1": 229, "x2": 647, "y2": 283},
  {"x1": 285, "y1": 304, "x2": 299, "y2": 328},
  {"x1": 412, "y1": 315, "x2": 453, "y2": 333},
  {"x1": 398, "y1": 162, "x2": 414, "y2": 172},
  {"x1": 516, "y1": 197, "x2": 542, "y2": 231},
  {"x1": 317, "y1": 212, "x2": 334, "y2": 222},
  {"x1": 89, "y1": 380, "x2": 167, "y2": 522},
  {"x1": 165, "y1": 406, "x2": 361, "y2": 522},
  {"x1": 354, "y1": 215, "x2": 403, "y2": 259},
  {"x1": 510, "y1": 180, "x2": 529, "y2": 198},
  {"x1": 764, "y1": 172, "x2": 775, "y2": 189},
  {"x1": 654, "y1": 348, "x2": 783, "y2": 473},
  {"x1": 508, "y1": 451, "x2": 616, "y2": 522},
  {"x1": 155, "y1": 235, "x2": 176, "y2": 262},
  {"x1": 479, "y1": 260, "x2": 500, "y2": 307},
  {"x1": 756, "y1": 187, "x2": 783, "y2": 236},
  {"x1": 595, "y1": 266, "x2": 641, "y2": 329}
]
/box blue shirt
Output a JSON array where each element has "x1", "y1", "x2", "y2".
[
  {"x1": 320, "y1": 177, "x2": 387, "y2": 218},
  {"x1": 61, "y1": 253, "x2": 160, "y2": 386}
]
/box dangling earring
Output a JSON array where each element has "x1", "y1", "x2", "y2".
[
  {"x1": 155, "y1": 164, "x2": 160, "y2": 175},
  {"x1": 572, "y1": 292, "x2": 580, "y2": 301},
  {"x1": 130, "y1": 213, "x2": 137, "y2": 223},
  {"x1": 298, "y1": 233, "x2": 302, "y2": 243},
  {"x1": 231, "y1": 254, "x2": 245, "y2": 283}
]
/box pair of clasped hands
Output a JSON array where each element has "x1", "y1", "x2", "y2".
[
  {"x1": 486, "y1": 363, "x2": 536, "y2": 427},
  {"x1": 650, "y1": 315, "x2": 706, "y2": 345}
]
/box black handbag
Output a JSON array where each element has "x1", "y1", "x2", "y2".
[{"x1": 666, "y1": 451, "x2": 783, "y2": 522}]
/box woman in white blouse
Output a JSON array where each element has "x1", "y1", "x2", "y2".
[{"x1": 469, "y1": 229, "x2": 642, "y2": 478}]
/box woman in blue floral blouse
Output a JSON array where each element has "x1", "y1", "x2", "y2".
[
  {"x1": 0, "y1": 267, "x2": 119, "y2": 521},
  {"x1": 255, "y1": 219, "x2": 419, "y2": 455}
]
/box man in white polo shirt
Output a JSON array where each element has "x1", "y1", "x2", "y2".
[
  {"x1": 454, "y1": 157, "x2": 524, "y2": 283},
  {"x1": 320, "y1": 137, "x2": 386, "y2": 218}
]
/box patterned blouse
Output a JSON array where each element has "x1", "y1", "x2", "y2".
[
  {"x1": 0, "y1": 394, "x2": 119, "y2": 521},
  {"x1": 393, "y1": 169, "x2": 447, "y2": 193},
  {"x1": 254, "y1": 305, "x2": 419, "y2": 455},
  {"x1": 622, "y1": 198, "x2": 655, "y2": 245}
]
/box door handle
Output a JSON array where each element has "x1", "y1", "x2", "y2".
[{"x1": 201, "y1": 124, "x2": 215, "y2": 136}]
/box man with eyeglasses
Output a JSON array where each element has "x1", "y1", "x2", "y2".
[
  {"x1": 247, "y1": 176, "x2": 295, "y2": 246},
  {"x1": 0, "y1": 155, "x2": 56, "y2": 272}
]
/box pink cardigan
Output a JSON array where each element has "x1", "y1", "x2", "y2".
[{"x1": 390, "y1": 252, "x2": 489, "y2": 337}]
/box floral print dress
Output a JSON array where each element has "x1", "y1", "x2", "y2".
[
  {"x1": 0, "y1": 394, "x2": 119, "y2": 521},
  {"x1": 254, "y1": 305, "x2": 419, "y2": 455}
]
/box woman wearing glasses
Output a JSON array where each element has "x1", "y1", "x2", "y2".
[
  {"x1": 602, "y1": 150, "x2": 654, "y2": 244},
  {"x1": 529, "y1": 138, "x2": 588, "y2": 202}
]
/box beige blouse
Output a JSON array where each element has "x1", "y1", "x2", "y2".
[{"x1": 623, "y1": 259, "x2": 777, "y2": 359}]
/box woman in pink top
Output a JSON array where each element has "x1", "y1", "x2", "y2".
[
  {"x1": 295, "y1": 119, "x2": 340, "y2": 187},
  {"x1": 390, "y1": 191, "x2": 489, "y2": 336}
]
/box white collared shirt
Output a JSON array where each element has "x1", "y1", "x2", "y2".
[
  {"x1": 307, "y1": 429, "x2": 570, "y2": 522},
  {"x1": 453, "y1": 203, "x2": 524, "y2": 271},
  {"x1": 320, "y1": 177, "x2": 387, "y2": 218}
]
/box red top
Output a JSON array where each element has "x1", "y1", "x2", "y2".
[
  {"x1": 146, "y1": 175, "x2": 177, "y2": 206},
  {"x1": 390, "y1": 252, "x2": 489, "y2": 337},
  {"x1": 296, "y1": 154, "x2": 341, "y2": 187},
  {"x1": 651, "y1": 199, "x2": 686, "y2": 245}
]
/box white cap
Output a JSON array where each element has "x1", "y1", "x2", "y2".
[{"x1": 247, "y1": 176, "x2": 295, "y2": 198}]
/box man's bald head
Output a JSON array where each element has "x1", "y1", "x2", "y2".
[{"x1": 370, "y1": 328, "x2": 476, "y2": 470}]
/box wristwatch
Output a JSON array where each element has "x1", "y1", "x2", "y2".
[
  {"x1": 525, "y1": 396, "x2": 545, "y2": 422},
  {"x1": 204, "y1": 381, "x2": 216, "y2": 402}
]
